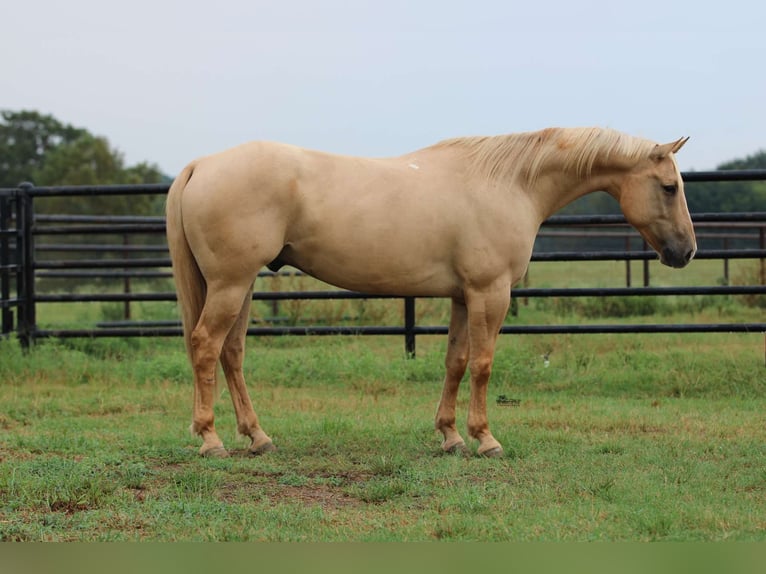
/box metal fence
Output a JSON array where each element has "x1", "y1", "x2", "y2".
[{"x1": 1, "y1": 172, "x2": 765, "y2": 355}]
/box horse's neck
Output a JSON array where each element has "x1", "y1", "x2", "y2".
[{"x1": 526, "y1": 169, "x2": 620, "y2": 222}]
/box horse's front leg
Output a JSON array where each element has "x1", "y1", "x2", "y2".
[
  {"x1": 435, "y1": 298, "x2": 469, "y2": 454},
  {"x1": 464, "y1": 283, "x2": 511, "y2": 457}
]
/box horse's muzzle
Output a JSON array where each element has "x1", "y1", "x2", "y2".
[{"x1": 660, "y1": 245, "x2": 696, "y2": 269}]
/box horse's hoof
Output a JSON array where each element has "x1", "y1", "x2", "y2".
[
  {"x1": 249, "y1": 441, "x2": 277, "y2": 456},
  {"x1": 201, "y1": 445, "x2": 229, "y2": 458},
  {"x1": 478, "y1": 446, "x2": 504, "y2": 458},
  {"x1": 442, "y1": 441, "x2": 469, "y2": 456}
]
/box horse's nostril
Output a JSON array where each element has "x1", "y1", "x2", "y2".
[{"x1": 684, "y1": 249, "x2": 695, "y2": 263}]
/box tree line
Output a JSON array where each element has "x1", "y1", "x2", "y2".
[{"x1": 0, "y1": 109, "x2": 168, "y2": 216}]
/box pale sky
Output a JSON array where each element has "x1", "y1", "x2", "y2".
[{"x1": 3, "y1": 0, "x2": 765, "y2": 176}]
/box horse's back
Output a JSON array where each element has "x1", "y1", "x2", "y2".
[{"x1": 175, "y1": 140, "x2": 518, "y2": 296}]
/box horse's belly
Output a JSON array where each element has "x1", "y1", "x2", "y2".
[{"x1": 275, "y1": 241, "x2": 459, "y2": 297}]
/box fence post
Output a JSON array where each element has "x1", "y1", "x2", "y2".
[
  {"x1": 624, "y1": 236, "x2": 631, "y2": 287},
  {"x1": 760, "y1": 226, "x2": 765, "y2": 286},
  {"x1": 642, "y1": 239, "x2": 650, "y2": 287},
  {"x1": 0, "y1": 193, "x2": 12, "y2": 335},
  {"x1": 404, "y1": 296, "x2": 416, "y2": 358},
  {"x1": 123, "y1": 234, "x2": 132, "y2": 320},
  {"x1": 16, "y1": 183, "x2": 36, "y2": 349}
]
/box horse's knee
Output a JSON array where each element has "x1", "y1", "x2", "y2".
[
  {"x1": 445, "y1": 353, "x2": 468, "y2": 380},
  {"x1": 469, "y1": 355, "x2": 493, "y2": 381}
]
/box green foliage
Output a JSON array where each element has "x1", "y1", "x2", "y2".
[
  {"x1": 681, "y1": 151, "x2": 766, "y2": 214},
  {"x1": 733, "y1": 263, "x2": 766, "y2": 309},
  {"x1": 0, "y1": 108, "x2": 167, "y2": 199},
  {"x1": 33, "y1": 133, "x2": 122, "y2": 186},
  {"x1": 0, "y1": 110, "x2": 86, "y2": 187},
  {"x1": 538, "y1": 295, "x2": 661, "y2": 318}
]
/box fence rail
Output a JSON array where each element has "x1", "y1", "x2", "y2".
[{"x1": 1, "y1": 171, "x2": 765, "y2": 355}]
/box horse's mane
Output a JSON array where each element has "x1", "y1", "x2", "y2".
[{"x1": 433, "y1": 127, "x2": 656, "y2": 185}]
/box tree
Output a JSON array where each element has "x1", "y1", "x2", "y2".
[
  {"x1": 1, "y1": 109, "x2": 168, "y2": 215},
  {"x1": 33, "y1": 133, "x2": 164, "y2": 216},
  {"x1": 33, "y1": 133, "x2": 123, "y2": 186},
  {"x1": 1, "y1": 108, "x2": 167, "y2": 188},
  {"x1": 0, "y1": 110, "x2": 86, "y2": 187},
  {"x1": 685, "y1": 150, "x2": 766, "y2": 213}
]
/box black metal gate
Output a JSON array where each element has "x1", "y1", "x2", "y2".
[{"x1": 1, "y1": 172, "x2": 765, "y2": 356}]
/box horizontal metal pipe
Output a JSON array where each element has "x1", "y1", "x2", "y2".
[
  {"x1": 35, "y1": 243, "x2": 168, "y2": 253},
  {"x1": 37, "y1": 293, "x2": 178, "y2": 303},
  {"x1": 541, "y1": 212, "x2": 766, "y2": 226},
  {"x1": 34, "y1": 284, "x2": 766, "y2": 304},
  {"x1": 36, "y1": 270, "x2": 172, "y2": 279},
  {"x1": 681, "y1": 170, "x2": 766, "y2": 182},
  {"x1": 34, "y1": 269, "x2": 296, "y2": 279},
  {"x1": 19, "y1": 212, "x2": 766, "y2": 230},
  {"x1": 32, "y1": 224, "x2": 166, "y2": 235},
  {"x1": 531, "y1": 249, "x2": 766, "y2": 261},
  {"x1": 5, "y1": 169, "x2": 764, "y2": 199},
  {"x1": 32, "y1": 322, "x2": 766, "y2": 339},
  {"x1": 30, "y1": 247, "x2": 766, "y2": 271},
  {"x1": 35, "y1": 258, "x2": 171, "y2": 269},
  {"x1": 35, "y1": 214, "x2": 165, "y2": 224},
  {"x1": 514, "y1": 286, "x2": 766, "y2": 297},
  {"x1": 22, "y1": 184, "x2": 169, "y2": 197}
]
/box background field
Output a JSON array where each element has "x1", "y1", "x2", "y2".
[{"x1": 1, "y1": 258, "x2": 764, "y2": 541}]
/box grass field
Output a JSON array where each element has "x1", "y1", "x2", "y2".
[
  {"x1": 1, "y1": 258, "x2": 764, "y2": 541},
  {"x1": 1, "y1": 328, "x2": 764, "y2": 541}
]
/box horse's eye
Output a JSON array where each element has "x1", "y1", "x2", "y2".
[{"x1": 662, "y1": 184, "x2": 677, "y2": 195}]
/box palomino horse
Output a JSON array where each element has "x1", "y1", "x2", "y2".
[{"x1": 166, "y1": 127, "x2": 696, "y2": 458}]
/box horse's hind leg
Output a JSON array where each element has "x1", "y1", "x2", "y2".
[
  {"x1": 220, "y1": 288, "x2": 275, "y2": 455},
  {"x1": 190, "y1": 281, "x2": 253, "y2": 457},
  {"x1": 435, "y1": 298, "x2": 469, "y2": 454}
]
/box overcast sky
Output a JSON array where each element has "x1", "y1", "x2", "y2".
[{"x1": 3, "y1": 0, "x2": 765, "y2": 176}]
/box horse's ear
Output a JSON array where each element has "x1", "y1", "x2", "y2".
[
  {"x1": 650, "y1": 137, "x2": 689, "y2": 161},
  {"x1": 671, "y1": 136, "x2": 690, "y2": 154}
]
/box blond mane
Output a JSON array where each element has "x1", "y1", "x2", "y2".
[{"x1": 433, "y1": 127, "x2": 657, "y2": 185}]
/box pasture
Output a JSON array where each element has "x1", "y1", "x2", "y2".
[{"x1": 1, "y1": 258, "x2": 765, "y2": 541}]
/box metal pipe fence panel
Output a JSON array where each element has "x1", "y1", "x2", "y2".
[{"x1": 1, "y1": 171, "x2": 765, "y2": 354}]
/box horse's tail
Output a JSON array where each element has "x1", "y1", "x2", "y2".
[{"x1": 166, "y1": 162, "x2": 205, "y2": 361}]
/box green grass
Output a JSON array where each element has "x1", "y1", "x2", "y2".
[
  {"x1": 1, "y1": 327, "x2": 765, "y2": 541},
  {"x1": 2, "y1": 257, "x2": 764, "y2": 541}
]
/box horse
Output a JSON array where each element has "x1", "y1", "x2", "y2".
[{"x1": 166, "y1": 127, "x2": 696, "y2": 458}]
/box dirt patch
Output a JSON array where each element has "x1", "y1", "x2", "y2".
[
  {"x1": 217, "y1": 467, "x2": 370, "y2": 510},
  {"x1": 266, "y1": 483, "x2": 360, "y2": 509},
  {"x1": 49, "y1": 500, "x2": 93, "y2": 514}
]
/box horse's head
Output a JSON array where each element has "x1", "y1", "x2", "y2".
[{"x1": 616, "y1": 137, "x2": 696, "y2": 268}]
